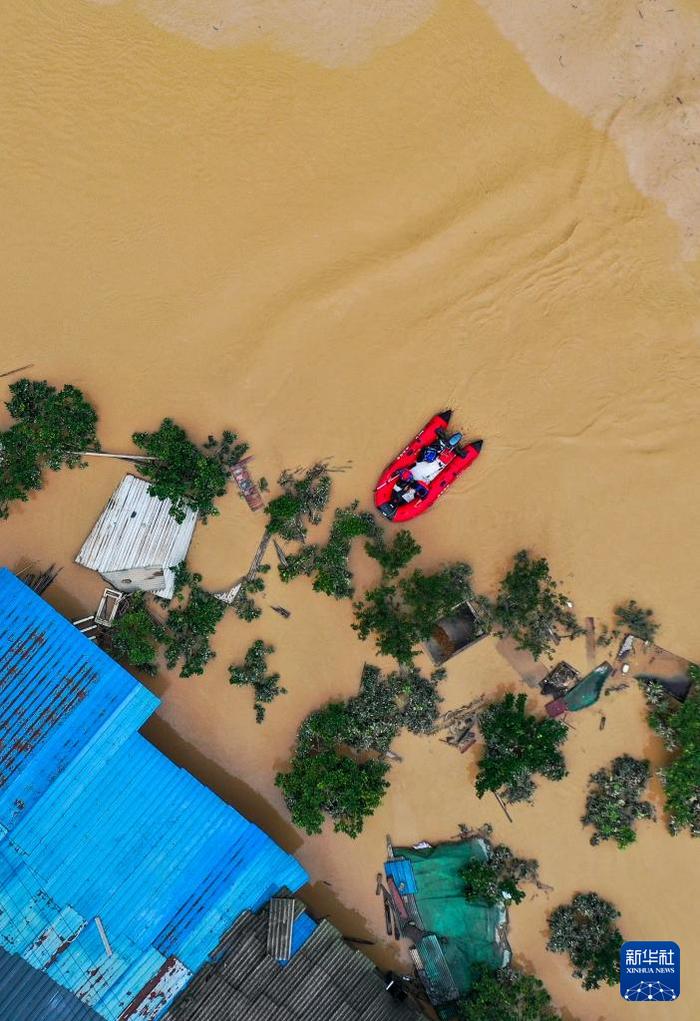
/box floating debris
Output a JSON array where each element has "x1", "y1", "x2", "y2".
[
  {"x1": 213, "y1": 580, "x2": 243, "y2": 606},
  {"x1": 271, "y1": 604, "x2": 291, "y2": 619},
  {"x1": 273, "y1": 539, "x2": 289, "y2": 568},
  {"x1": 540, "y1": 661, "x2": 579, "y2": 699},
  {"x1": 229, "y1": 454, "x2": 264, "y2": 512},
  {"x1": 16, "y1": 563, "x2": 61, "y2": 596},
  {"x1": 94, "y1": 588, "x2": 125, "y2": 627}
]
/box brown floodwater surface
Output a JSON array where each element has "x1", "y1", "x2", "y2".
[{"x1": 2, "y1": 1, "x2": 700, "y2": 1017}]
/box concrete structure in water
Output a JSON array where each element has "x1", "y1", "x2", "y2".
[{"x1": 0, "y1": 568, "x2": 307, "y2": 1020}]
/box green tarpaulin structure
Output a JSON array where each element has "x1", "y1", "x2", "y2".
[
  {"x1": 397, "y1": 841, "x2": 509, "y2": 1016},
  {"x1": 546, "y1": 662, "x2": 612, "y2": 716}
]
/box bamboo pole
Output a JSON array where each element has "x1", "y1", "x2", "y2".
[
  {"x1": 73, "y1": 450, "x2": 158, "y2": 462},
  {"x1": 0, "y1": 363, "x2": 33, "y2": 379},
  {"x1": 493, "y1": 790, "x2": 514, "y2": 823}
]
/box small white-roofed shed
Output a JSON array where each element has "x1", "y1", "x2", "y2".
[{"x1": 75, "y1": 474, "x2": 198, "y2": 600}]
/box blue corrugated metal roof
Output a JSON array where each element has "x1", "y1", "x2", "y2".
[
  {"x1": 0, "y1": 569, "x2": 308, "y2": 1021},
  {"x1": 281, "y1": 910, "x2": 317, "y2": 965},
  {"x1": 385, "y1": 858, "x2": 418, "y2": 895}
]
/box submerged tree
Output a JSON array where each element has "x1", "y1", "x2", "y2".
[
  {"x1": 614, "y1": 599, "x2": 659, "y2": 643},
  {"x1": 162, "y1": 562, "x2": 227, "y2": 677},
  {"x1": 461, "y1": 843, "x2": 539, "y2": 907},
  {"x1": 482, "y1": 550, "x2": 582, "y2": 660},
  {"x1": 547, "y1": 892, "x2": 623, "y2": 990},
  {"x1": 108, "y1": 592, "x2": 163, "y2": 675},
  {"x1": 582, "y1": 754, "x2": 654, "y2": 848},
  {"x1": 265, "y1": 463, "x2": 331, "y2": 541},
  {"x1": 275, "y1": 700, "x2": 390, "y2": 838},
  {"x1": 275, "y1": 662, "x2": 443, "y2": 837},
  {"x1": 476, "y1": 692, "x2": 568, "y2": 804},
  {"x1": 642, "y1": 667, "x2": 700, "y2": 836},
  {"x1": 353, "y1": 562, "x2": 473, "y2": 664},
  {"x1": 229, "y1": 640, "x2": 286, "y2": 722},
  {"x1": 365, "y1": 530, "x2": 422, "y2": 579},
  {"x1": 296, "y1": 664, "x2": 445, "y2": 758},
  {"x1": 457, "y1": 965, "x2": 560, "y2": 1021},
  {"x1": 232, "y1": 563, "x2": 270, "y2": 622},
  {"x1": 279, "y1": 502, "x2": 379, "y2": 599},
  {"x1": 598, "y1": 599, "x2": 660, "y2": 647},
  {"x1": 341, "y1": 665, "x2": 404, "y2": 754},
  {"x1": 0, "y1": 378, "x2": 99, "y2": 518},
  {"x1": 395, "y1": 665, "x2": 446, "y2": 735},
  {"x1": 132, "y1": 418, "x2": 247, "y2": 523}
]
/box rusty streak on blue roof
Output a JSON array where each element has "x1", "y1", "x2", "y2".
[{"x1": 0, "y1": 568, "x2": 307, "y2": 1021}]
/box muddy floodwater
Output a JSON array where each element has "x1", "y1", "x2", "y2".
[{"x1": 2, "y1": 1, "x2": 700, "y2": 1017}]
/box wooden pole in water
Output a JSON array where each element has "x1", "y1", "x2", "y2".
[
  {"x1": 0, "y1": 363, "x2": 34, "y2": 379},
  {"x1": 73, "y1": 450, "x2": 158, "y2": 462},
  {"x1": 493, "y1": 790, "x2": 513, "y2": 823}
]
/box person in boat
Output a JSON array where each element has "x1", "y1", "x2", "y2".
[{"x1": 394, "y1": 440, "x2": 454, "y2": 502}]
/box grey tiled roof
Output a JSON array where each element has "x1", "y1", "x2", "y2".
[
  {"x1": 266, "y1": 897, "x2": 295, "y2": 961},
  {"x1": 0, "y1": 949, "x2": 102, "y2": 1021},
  {"x1": 166, "y1": 900, "x2": 420, "y2": 1021}
]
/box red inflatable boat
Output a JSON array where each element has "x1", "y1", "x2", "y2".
[{"x1": 374, "y1": 411, "x2": 483, "y2": 522}]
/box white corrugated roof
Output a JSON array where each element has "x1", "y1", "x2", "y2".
[{"x1": 75, "y1": 474, "x2": 198, "y2": 600}]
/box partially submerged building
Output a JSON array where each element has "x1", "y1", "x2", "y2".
[
  {"x1": 0, "y1": 568, "x2": 307, "y2": 1020},
  {"x1": 75, "y1": 474, "x2": 198, "y2": 600},
  {"x1": 383, "y1": 842, "x2": 508, "y2": 1018},
  {"x1": 545, "y1": 662, "x2": 612, "y2": 717},
  {"x1": 618, "y1": 635, "x2": 695, "y2": 702},
  {"x1": 424, "y1": 600, "x2": 489, "y2": 667},
  {"x1": 165, "y1": 896, "x2": 419, "y2": 1021}
]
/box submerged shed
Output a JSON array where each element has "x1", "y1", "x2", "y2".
[
  {"x1": 385, "y1": 841, "x2": 509, "y2": 1015},
  {"x1": 425, "y1": 600, "x2": 489, "y2": 667},
  {"x1": 618, "y1": 635, "x2": 695, "y2": 702},
  {"x1": 75, "y1": 474, "x2": 197, "y2": 600},
  {"x1": 546, "y1": 662, "x2": 612, "y2": 717}
]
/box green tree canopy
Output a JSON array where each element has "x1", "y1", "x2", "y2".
[
  {"x1": 108, "y1": 592, "x2": 163, "y2": 675},
  {"x1": 614, "y1": 599, "x2": 659, "y2": 642},
  {"x1": 365, "y1": 530, "x2": 421, "y2": 578},
  {"x1": 461, "y1": 843, "x2": 538, "y2": 907},
  {"x1": 483, "y1": 550, "x2": 582, "y2": 660},
  {"x1": 132, "y1": 419, "x2": 247, "y2": 523},
  {"x1": 353, "y1": 562, "x2": 473, "y2": 664},
  {"x1": 279, "y1": 502, "x2": 379, "y2": 599},
  {"x1": 547, "y1": 892, "x2": 623, "y2": 990},
  {"x1": 276, "y1": 662, "x2": 442, "y2": 836},
  {"x1": 161, "y1": 562, "x2": 227, "y2": 677},
  {"x1": 0, "y1": 378, "x2": 99, "y2": 518},
  {"x1": 275, "y1": 744, "x2": 389, "y2": 838},
  {"x1": 582, "y1": 754, "x2": 654, "y2": 848},
  {"x1": 475, "y1": 692, "x2": 568, "y2": 804},
  {"x1": 265, "y1": 463, "x2": 331, "y2": 541},
  {"x1": 294, "y1": 664, "x2": 445, "y2": 757},
  {"x1": 643, "y1": 667, "x2": 700, "y2": 836},
  {"x1": 229, "y1": 639, "x2": 286, "y2": 723},
  {"x1": 457, "y1": 965, "x2": 559, "y2": 1021}
]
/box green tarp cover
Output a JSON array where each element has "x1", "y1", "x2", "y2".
[
  {"x1": 561, "y1": 662, "x2": 612, "y2": 712},
  {"x1": 398, "y1": 842, "x2": 508, "y2": 1006}
]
